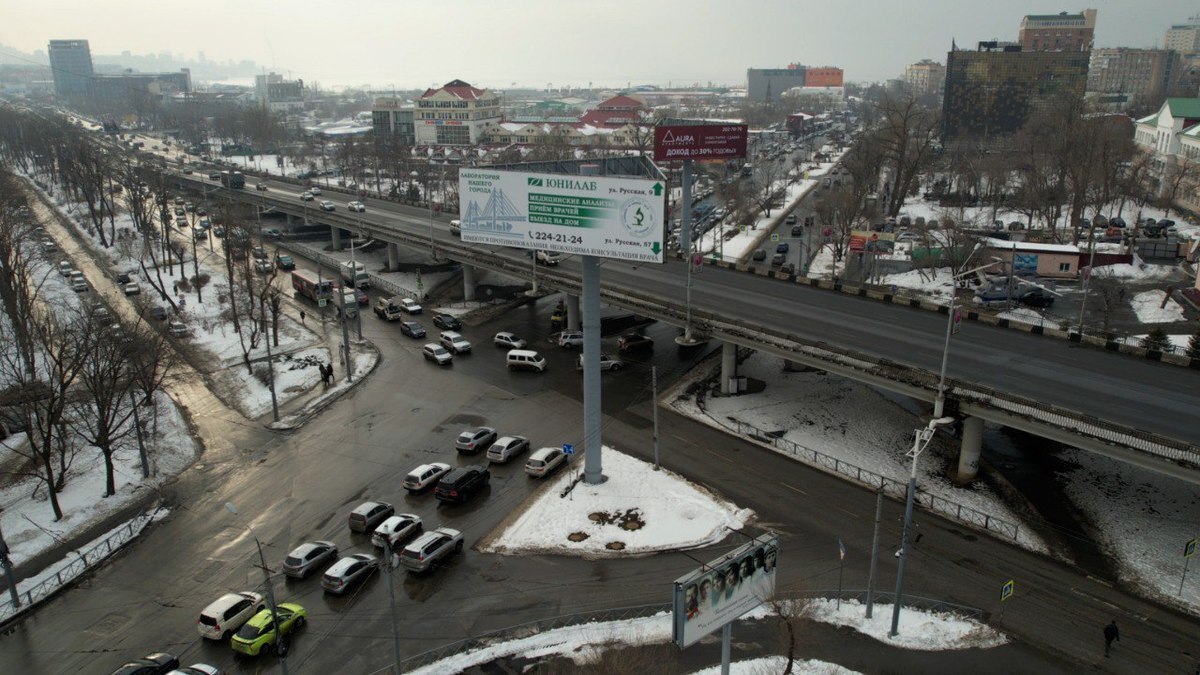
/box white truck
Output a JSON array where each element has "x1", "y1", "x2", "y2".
[
  {"x1": 339, "y1": 260, "x2": 370, "y2": 289},
  {"x1": 373, "y1": 297, "x2": 404, "y2": 321}
]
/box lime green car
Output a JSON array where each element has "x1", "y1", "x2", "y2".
[{"x1": 230, "y1": 602, "x2": 307, "y2": 656}]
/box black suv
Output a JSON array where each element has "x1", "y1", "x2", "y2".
[{"x1": 434, "y1": 466, "x2": 490, "y2": 504}]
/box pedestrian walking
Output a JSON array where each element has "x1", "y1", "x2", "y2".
[
  {"x1": 172, "y1": 280, "x2": 178, "y2": 294},
  {"x1": 300, "y1": 310, "x2": 306, "y2": 326},
  {"x1": 1104, "y1": 620, "x2": 1119, "y2": 657}
]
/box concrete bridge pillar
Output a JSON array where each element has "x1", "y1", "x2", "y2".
[
  {"x1": 386, "y1": 243, "x2": 399, "y2": 271},
  {"x1": 957, "y1": 416, "x2": 984, "y2": 483},
  {"x1": 463, "y1": 264, "x2": 477, "y2": 301},
  {"x1": 330, "y1": 226, "x2": 342, "y2": 251},
  {"x1": 566, "y1": 294, "x2": 581, "y2": 331},
  {"x1": 720, "y1": 341, "x2": 738, "y2": 394}
]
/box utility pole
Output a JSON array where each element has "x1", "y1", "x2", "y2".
[
  {"x1": 385, "y1": 539, "x2": 403, "y2": 674},
  {"x1": 225, "y1": 503, "x2": 288, "y2": 674},
  {"x1": 651, "y1": 365, "x2": 660, "y2": 470},
  {"x1": 865, "y1": 490, "x2": 883, "y2": 618}
]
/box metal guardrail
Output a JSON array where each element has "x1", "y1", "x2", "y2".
[
  {"x1": 384, "y1": 589, "x2": 984, "y2": 673},
  {"x1": 0, "y1": 509, "x2": 160, "y2": 625},
  {"x1": 275, "y1": 240, "x2": 421, "y2": 301}
]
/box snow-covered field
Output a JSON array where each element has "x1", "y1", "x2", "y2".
[
  {"x1": 668, "y1": 352, "x2": 1048, "y2": 554},
  {"x1": 1129, "y1": 289, "x2": 1187, "y2": 324},
  {"x1": 406, "y1": 597, "x2": 1003, "y2": 674},
  {"x1": 484, "y1": 446, "x2": 753, "y2": 557}
]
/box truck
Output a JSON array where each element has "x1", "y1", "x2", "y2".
[
  {"x1": 219, "y1": 170, "x2": 245, "y2": 189},
  {"x1": 291, "y1": 270, "x2": 334, "y2": 303},
  {"x1": 373, "y1": 297, "x2": 404, "y2": 321},
  {"x1": 339, "y1": 260, "x2": 370, "y2": 289}
]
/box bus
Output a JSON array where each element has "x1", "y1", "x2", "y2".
[
  {"x1": 291, "y1": 270, "x2": 334, "y2": 303},
  {"x1": 220, "y1": 170, "x2": 246, "y2": 189}
]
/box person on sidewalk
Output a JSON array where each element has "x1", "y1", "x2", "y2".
[
  {"x1": 1104, "y1": 619, "x2": 1119, "y2": 657},
  {"x1": 300, "y1": 310, "x2": 306, "y2": 326}
]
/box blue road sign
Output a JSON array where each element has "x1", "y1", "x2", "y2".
[
  {"x1": 563, "y1": 443, "x2": 574, "y2": 455},
  {"x1": 1001, "y1": 579, "x2": 1015, "y2": 602},
  {"x1": 1186, "y1": 538, "x2": 1197, "y2": 558}
]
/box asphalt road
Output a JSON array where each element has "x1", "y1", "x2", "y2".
[
  {"x1": 3, "y1": 290, "x2": 1197, "y2": 674},
  {"x1": 194, "y1": 172, "x2": 1200, "y2": 451}
]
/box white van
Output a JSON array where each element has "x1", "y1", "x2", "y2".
[
  {"x1": 197, "y1": 591, "x2": 265, "y2": 640},
  {"x1": 506, "y1": 349, "x2": 547, "y2": 372}
]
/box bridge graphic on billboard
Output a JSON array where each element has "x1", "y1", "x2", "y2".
[{"x1": 462, "y1": 187, "x2": 526, "y2": 239}]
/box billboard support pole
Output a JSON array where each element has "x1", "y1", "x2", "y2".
[
  {"x1": 677, "y1": 160, "x2": 700, "y2": 346},
  {"x1": 720, "y1": 623, "x2": 732, "y2": 675},
  {"x1": 582, "y1": 255, "x2": 605, "y2": 485},
  {"x1": 865, "y1": 490, "x2": 883, "y2": 619}
]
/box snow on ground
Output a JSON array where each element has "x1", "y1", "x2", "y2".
[
  {"x1": 997, "y1": 307, "x2": 1055, "y2": 327},
  {"x1": 209, "y1": 346, "x2": 330, "y2": 419},
  {"x1": 1057, "y1": 449, "x2": 1200, "y2": 612},
  {"x1": 1092, "y1": 261, "x2": 1185, "y2": 281},
  {"x1": 877, "y1": 267, "x2": 956, "y2": 300},
  {"x1": 1126, "y1": 333, "x2": 1195, "y2": 352},
  {"x1": 1129, "y1": 290, "x2": 1187, "y2": 323},
  {"x1": 483, "y1": 446, "x2": 753, "y2": 557},
  {"x1": 668, "y1": 352, "x2": 1048, "y2": 553},
  {"x1": 0, "y1": 390, "x2": 197, "y2": 566},
  {"x1": 406, "y1": 595, "x2": 998, "y2": 673},
  {"x1": 0, "y1": 508, "x2": 169, "y2": 621},
  {"x1": 803, "y1": 599, "x2": 1008, "y2": 651},
  {"x1": 689, "y1": 657, "x2": 861, "y2": 675}
]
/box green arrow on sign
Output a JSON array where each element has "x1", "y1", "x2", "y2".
[
  {"x1": 651, "y1": 242, "x2": 661, "y2": 255},
  {"x1": 652, "y1": 183, "x2": 663, "y2": 196}
]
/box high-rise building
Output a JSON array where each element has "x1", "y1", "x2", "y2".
[
  {"x1": 1165, "y1": 16, "x2": 1200, "y2": 53},
  {"x1": 47, "y1": 39, "x2": 94, "y2": 96},
  {"x1": 1088, "y1": 48, "x2": 1183, "y2": 109},
  {"x1": 414, "y1": 79, "x2": 501, "y2": 146},
  {"x1": 747, "y1": 66, "x2": 806, "y2": 103},
  {"x1": 942, "y1": 42, "x2": 1090, "y2": 141},
  {"x1": 371, "y1": 97, "x2": 415, "y2": 145},
  {"x1": 254, "y1": 72, "x2": 305, "y2": 111},
  {"x1": 1018, "y1": 9, "x2": 1097, "y2": 52},
  {"x1": 905, "y1": 60, "x2": 946, "y2": 98}
]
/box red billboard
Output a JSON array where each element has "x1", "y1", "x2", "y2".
[{"x1": 654, "y1": 124, "x2": 748, "y2": 162}]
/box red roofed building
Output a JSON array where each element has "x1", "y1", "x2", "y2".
[
  {"x1": 579, "y1": 94, "x2": 648, "y2": 127},
  {"x1": 415, "y1": 78, "x2": 503, "y2": 146}
]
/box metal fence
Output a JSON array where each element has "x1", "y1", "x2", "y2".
[
  {"x1": 380, "y1": 590, "x2": 985, "y2": 673},
  {"x1": 0, "y1": 509, "x2": 161, "y2": 625},
  {"x1": 276, "y1": 241, "x2": 421, "y2": 301},
  {"x1": 705, "y1": 400, "x2": 1022, "y2": 543}
]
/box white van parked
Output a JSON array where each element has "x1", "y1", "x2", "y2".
[{"x1": 506, "y1": 349, "x2": 547, "y2": 372}]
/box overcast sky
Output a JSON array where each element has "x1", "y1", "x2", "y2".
[{"x1": 5, "y1": 0, "x2": 1197, "y2": 89}]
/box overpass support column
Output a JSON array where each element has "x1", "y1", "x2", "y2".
[
  {"x1": 720, "y1": 342, "x2": 738, "y2": 395},
  {"x1": 956, "y1": 416, "x2": 983, "y2": 483},
  {"x1": 566, "y1": 294, "x2": 581, "y2": 331},
  {"x1": 330, "y1": 226, "x2": 342, "y2": 251},
  {"x1": 462, "y1": 265, "x2": 477, "y2": 301},
  {"x1": 386, "y1": 243, "x2": 399, "y2": 271}
]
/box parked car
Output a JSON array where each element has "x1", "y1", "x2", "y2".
[
  {"x1": 449, "y1": 219, "x2": 461, "y2": 236},
  {"x1": 399, "y1": 321, "x2": 426, "y2": 339},
  {"x1": 791, "y1": 225, "x2": 803, "y2": 236},
  {"x1": 493, "y1": 331, "x2": 527, "y2": 349},
  {"x1": 1018, "y1": 288, "x2": 1056, "y2": 308},
  {"x1": 347, "y1": 201, "x2": 366, "y2": 212},
  {"x1": 281, "y1": 540, "x2": 338, "y2": 579},
  {"x1": 432, "y1": 313, "x2": 462, "y2": 330},
  {"x1": 779, "y1": 263, "x2": 795, "y2": 275},
  {"x1": 165, "y1": 664, "x2": 221, "y2": 675},
  {"x1": 399, "y1": 297, "x2": 422, "y2": 314},
  {"x1": 486, "y1": 436, "x2": 530, "y2": 463},
  {"x1": 348, "y1": 501, "x2": 394, "y2": 533},
  {"x1": 403, "y1": 462, "x2": 452, "y2": 492},
  {"x1": 752, "y1": 249, "x2": 766, "y2": 262},
  {"x1": 197, "y1": 591, "x2": 265, "y2": 640},
  {"x1": 71, "y1": 278, "x2": 89, "y2": 293},
  {"x1": 558, "y1": 331, "x2": 583, "y2": 349},
  {"x1": 230, "y1": 603, "x2": 306, "y2": 657},
  {"x1": 577, "y1": 353, "x2": 623, "y2": 371},
  {"x1": 506, "y1": 349, "x2": 547, "y2": 372},
  {"x1": 320, "y1": 200, "x2": 336, "y2": 211},
  {"x1": 254, "y1": 259, "x2": 273, "y2": 274},
  {"x1": 309, "y1": 186, "x2": 321, "y2": 195},
  {"x1": 776, "y1": 242, "x2": 789, "y2": 253},
  {"x1": 785, "y1": 214, "x2": 797, "y2": 225},
  {"x1": 398, "y1": 527, "x2": 463, "y2": 573},
  {"x1": 58, "y1": 261, "x2": 73, "y2": 276},
  {"x1": 617, "y1": 334, "x2": 654, "y2": 353},
  {"x1": 771, "y1": 253, "x2": 785, "y2": 266},
  {"x1": 371, "y1": 514, "x2": 423, "y2": 550},
  {"x1": 456, "y1": 427, "x2": 497, "y2": 453},
  {"x1": 168, "y1": 321, "x2": 189, "y2": 337},
  {"x1": 262, "y1": 227, "x2": 282, "y2": 238},
  {"x1": 423, "y1": 343, "x2": 452, "y2": 365},
  {"x1": 525, "y1": 447, "x2": 567, "y2": 478},
  {"x1": 255, "y1": 183, "x2": 268, "y2": 191},
  {"x1": 321, "y1": 553, "x2": 379, "y2": 594},
  {"x1": 439, "y1": 331, "x2": 472, "y2": 354},
  {"x1": 107, "y1": 652, "x2": 179, "y2": 675},
  {"x1": 148, "y1": 306, "x2": 168, "y2": 321},
  {"x1": 275, "y1": 255, "x2": 295, "y2": 270},
  {"x1": 434, "y1": 466, "x2": 491, "y2": 504}
]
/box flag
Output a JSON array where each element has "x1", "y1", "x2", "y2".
[{"x1": 838, "y1": 538, "x2": 846, "y2": 561}]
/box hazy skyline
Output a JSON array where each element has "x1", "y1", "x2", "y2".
[{"x1": 5, "y1": 0, "x2": 1198, "y2": 90}]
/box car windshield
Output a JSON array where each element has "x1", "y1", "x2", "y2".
[{"x1": 236, "y1": 620, "x2": 267, "y2": 640}]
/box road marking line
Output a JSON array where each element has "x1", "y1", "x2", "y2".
[
  {"x1": 704, "y1": 448, "x2": 734, "y2": 463},
  {"x1": 781, "y1": 482, "x2": 808, "y2": 496}
]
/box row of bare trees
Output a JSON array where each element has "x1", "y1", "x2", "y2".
[{"x1": 0, "y1": 171, "x2": 174, "y2": 520}]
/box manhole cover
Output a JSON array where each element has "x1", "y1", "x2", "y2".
[
  {"x1": 605, "y1": 541, "x2": 626, "y2": 551},
  {"x1": 567, "y1": 532, "x2": 589, "y2": 542}
]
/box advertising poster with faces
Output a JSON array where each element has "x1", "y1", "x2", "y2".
[{"x1": 673, "y1": 536, "x2": 778, "y2": 648}]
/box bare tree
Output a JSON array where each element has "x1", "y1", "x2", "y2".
[
  {"x1": 874, "y1": 92, "x2": 941, "y2": 216},
  {"x1": 72, "y1": 308, "x2": 142, "y2": 496}
]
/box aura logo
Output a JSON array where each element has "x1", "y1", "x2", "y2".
[{"x1": 660, "y1": 130, "x2": 695, "y2": 145}]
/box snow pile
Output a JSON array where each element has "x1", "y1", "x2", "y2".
[
  {"x1": 689, "y1": 657, "x2": 861, "y2": 675},
  {"x1": 805, "y1": 599, "x2": 1008, "y2": 651},
  {"x1": 877, "y1": 267, "x2": 955, "y2": 299},
  {"x1": 1129, "y1": 290, "x2": 1187, "y2": 323},
  {"x1": 483, "y1": 446, "x2": 753, "y2": 556}
]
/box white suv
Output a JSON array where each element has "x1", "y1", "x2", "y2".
[
  {"x1": 197, "y1": 591, "x2": 265, "y2": 640},
  {"x1": 558, "y1": 331, "x2": 583, "y2": 349},
  {"x1": 440, "y1": 331, "x2": 472, "y2": 354}
]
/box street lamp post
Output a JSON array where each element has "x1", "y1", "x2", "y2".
[
  {"x1": 889, "y1": 416, "x2": 955, "y2": 637},
  {"x1": 224, "y1": 503, "x2": 288, "y2": 673}
]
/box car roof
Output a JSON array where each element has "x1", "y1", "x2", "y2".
[
  {"x1": 290, "y1": 540, "x2": 332, "y2": 556},
  {"x1": 410, "y1": 462, "x2": 448, "y2": 474},
  {"x1": 494, "y1": 435, "x2": 524, "y2": 444},
  {"x1": 441, "y1": 330, "x2": 463, "y2": 339},
  {"x1": 530, "y1": 447, "x2": 560, "y2": 459},
  {"x1": 352, "y1": 501, "x2": 387, "y2": 515}
]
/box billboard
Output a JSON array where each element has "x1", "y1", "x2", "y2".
[
  {"x1": 672, "y1": 534, "x2": 778, "y2": 648},
  {"x1": 458, "y1": 169, "x2": 665, "y2": 263},
  {"x1": 654, "y1": 124, "x2": 749, "y2": 162},
  {"x1": 849, "y1": 230, "x2": 895, "y2": 254}
]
